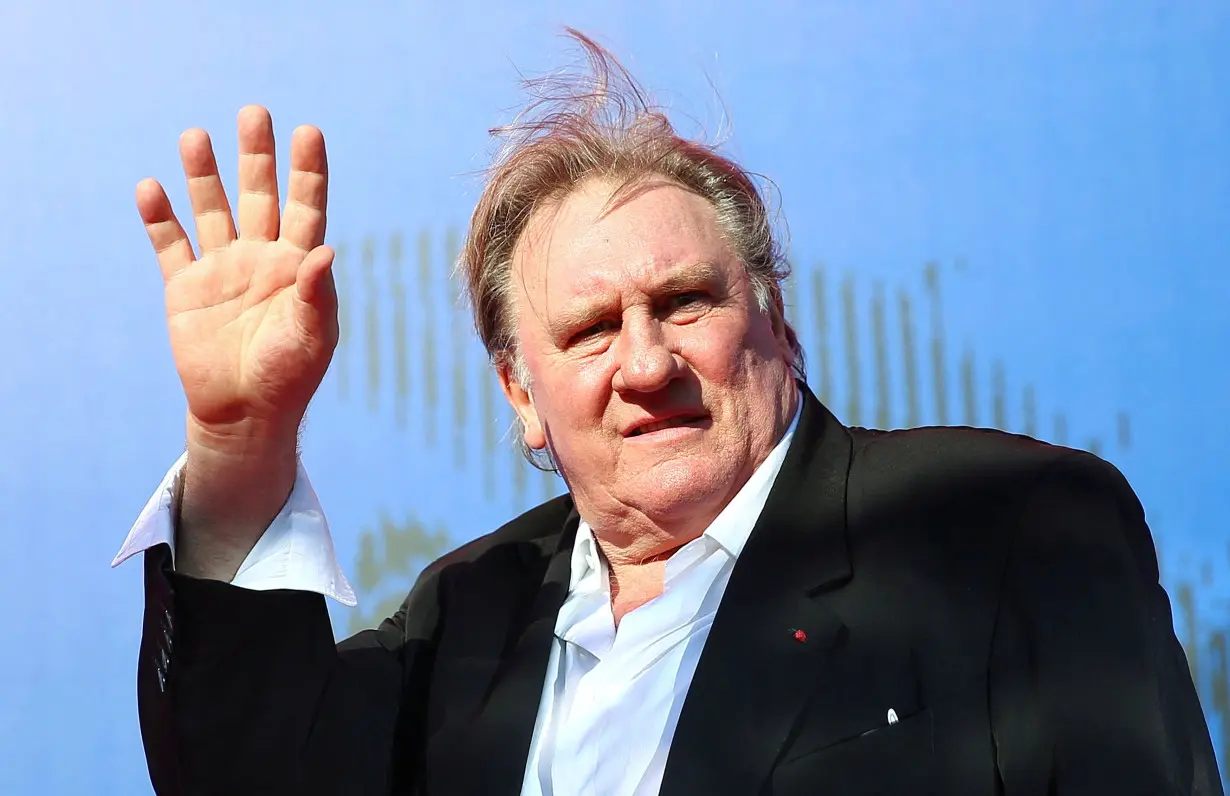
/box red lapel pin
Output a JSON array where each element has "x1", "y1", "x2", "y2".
[{"x1": 790, "y1": 628, "x2": 807, "y2": 643}]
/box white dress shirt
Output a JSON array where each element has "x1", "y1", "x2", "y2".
[
  {"x1": 112, "y1": 452, "x2": 357, "y2": 606},
  {"x1": 520, "y1": 406, "x2": 799, "y2": 796},
  {"x1": 112, "y1": 405, "x2": 800, "y2": 795}
]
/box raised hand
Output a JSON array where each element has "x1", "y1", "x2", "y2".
[
  {"x1": 136, "y1": 106, "x2": 338, "y2": 577},
  {"x1": 137, "y1": 105, "x2": 337, "y2": 447}
]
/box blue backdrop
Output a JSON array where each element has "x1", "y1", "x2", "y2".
[{"x1": 1, "y1": 2, "x2": 1227, "y2": 792}]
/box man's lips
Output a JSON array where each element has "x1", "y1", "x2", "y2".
[{"x1": 623, "y1": 413, "x2": 710, "y2": 437}]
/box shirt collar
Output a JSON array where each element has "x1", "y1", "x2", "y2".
[{"x1": 568, "y1": 399, "x2": 803, "y2": 590}]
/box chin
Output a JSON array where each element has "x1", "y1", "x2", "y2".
[{"x1": 624, "y1": 456, "x2": 734, "y2": 518}]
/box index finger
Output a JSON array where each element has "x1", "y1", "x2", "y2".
[
  {"x1": 280, "y1": 125, "x2": 328, "y2": 252},
  {"x1": 136, "y1": 178, "x2": 196, "y2": 282}
]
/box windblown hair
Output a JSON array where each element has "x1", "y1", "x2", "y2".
[{"x1": 460, "y1": 29, "x2": 805, "y2": 391}]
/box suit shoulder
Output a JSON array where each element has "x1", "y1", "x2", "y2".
[
  {"x1": 419, "y1": 493, "x2": 575, "y2": 580},
  {"x1": 1019, "y1": 446, "x2": 1152, "y2": 551},
  {"x1": 849, "y1": 424, "x2": 1080, "y2": 486},
  {"x1": 847, "y1": 424, "x2": 1145, "y2": 531},
  {"x1": 842, "y1": 425, "x2": 1144, "y2": 521},
  {"x1": 850, "y1": 423, "x2": 1069, "y2": 460}
]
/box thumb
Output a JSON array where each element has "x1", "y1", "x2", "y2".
[
  {"x1": 294, "y1": 245, "x2": 339, "y2": 345},
  {"x1": 295, "y1": 244, "x2": 337, "y2": 311}
]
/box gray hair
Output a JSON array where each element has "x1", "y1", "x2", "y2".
[{"x1": 460, "y1": 30, "x2": 804, "y2": 468}]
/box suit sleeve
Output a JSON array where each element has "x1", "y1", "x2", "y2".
[
  {"x1": 137, "y1": 543, "x2": 442, "y2": 796},
  {"x1": 988, "y1": 452, "x2": 1221, "y2": 795}
]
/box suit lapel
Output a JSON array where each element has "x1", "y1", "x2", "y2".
[
  {"x1": 659, "y1": 388, "x2": 856, "y2": 796},
  {"x1": 426, "y1": 512, "x2": 579, "y2": 796}
]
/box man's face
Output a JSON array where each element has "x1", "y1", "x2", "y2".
[{"x1": 502, "y1": 177, "x2": 798, "y2": 536}]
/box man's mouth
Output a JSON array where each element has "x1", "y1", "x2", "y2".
[{"x1": 627, "y1": 415, "x2": 708, "y2": 437}]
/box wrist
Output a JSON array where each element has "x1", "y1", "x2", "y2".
[
  {"x1": 179, "y1": 413, "x2": 301, "y2": 548},
  {"x1": 185, "y1": 413, "x2": 301, "y2": 462}
]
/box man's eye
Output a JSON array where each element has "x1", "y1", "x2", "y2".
[
  {"x1": 667, "y1": 292, "x2": 705, "y2": 310},
  {"x1": 573, "y1": 319, "x2": 617, "y2": 343}
]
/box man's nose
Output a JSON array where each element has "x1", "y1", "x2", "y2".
[{"x1": 611, "y1": 319, "x2": 681, "y2": 393}]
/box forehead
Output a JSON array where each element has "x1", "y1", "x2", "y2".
[{"x1": 511, "y1": 177, "x2": 737, "y2": 300}]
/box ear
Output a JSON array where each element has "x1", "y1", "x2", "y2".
[
  {"x1": 767, "y1": 288, "x2": 795, "y2": 362},
  {"x1": 498, "y1": 360, "x2": 547, "y2": 450}
]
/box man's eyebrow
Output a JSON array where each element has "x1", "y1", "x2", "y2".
[
  {"x1": 549, "y1": 303, "x2": 608, "y2": 335},
  {"x1": 651, "y1": 261, "x2": 725, "y2": 293},
  {"x1": 548, "y1": 262, "x2": 728, "y2": 335}
]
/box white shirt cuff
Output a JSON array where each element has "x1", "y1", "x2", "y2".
[{"x1": 111, "y1": 453, "x2": 357, "y2": 607}]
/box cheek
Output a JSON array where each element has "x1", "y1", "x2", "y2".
[
  {"x1": 676, "y1": 316, "x2": 760, "y2": 378},
  {"x1": 536, "y1": 356, "x2": 614, "y2": 426}
]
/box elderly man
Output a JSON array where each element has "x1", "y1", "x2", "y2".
[{"x1": 116, "y1": 36, "x2": 1219, "y2": 796}]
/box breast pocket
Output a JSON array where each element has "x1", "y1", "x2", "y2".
[{"x1": 770, "y1": 708, "x2": 936, "y2": 796}]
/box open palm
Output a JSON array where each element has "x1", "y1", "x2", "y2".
[{"x1": 136, "y1": 106, "x2": 338, "y2": 437}]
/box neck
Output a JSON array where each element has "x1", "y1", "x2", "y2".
[{"x1": 605, "y1": 555, "x2": 670, "y2": 626}]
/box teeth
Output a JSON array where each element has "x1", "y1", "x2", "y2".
[{"x1": 637, "y1": 417, "x2": 689, "y2": 435}]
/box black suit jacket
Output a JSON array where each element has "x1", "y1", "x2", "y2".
[{"x1": 136, "y1": 388, "x2": 1221, "y2": 794}]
